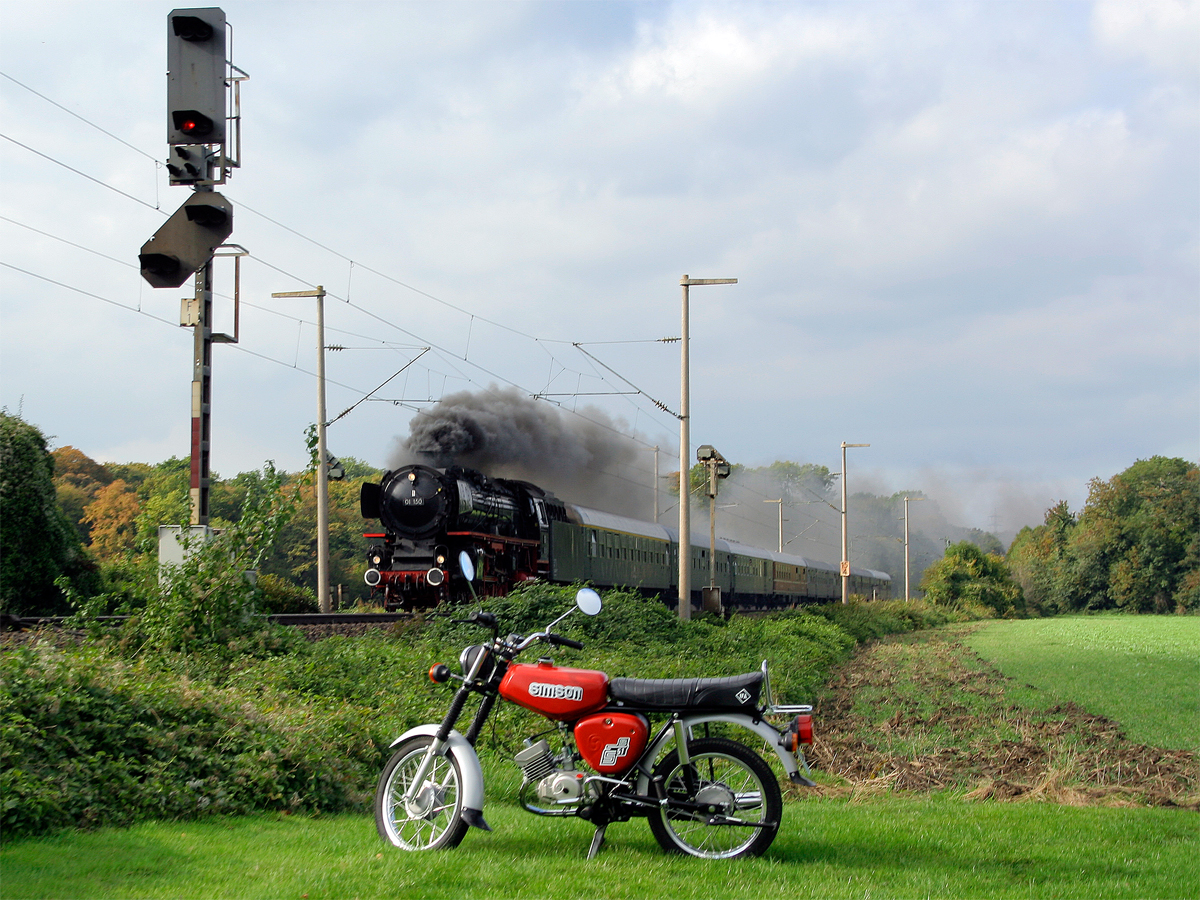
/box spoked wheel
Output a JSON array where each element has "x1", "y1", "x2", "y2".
[
  {"x1": 647, "y1": 737, "x2": 783, "y2": 859},
  {"x1": 375, "y1": 736, "x2": 469, "y2": 850}
]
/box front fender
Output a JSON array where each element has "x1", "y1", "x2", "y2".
[
  {"x1": 390, "y1": 724, "x2": 489, "y2": 830},
  {"x1": 635, "y1": 713, "x2": 815, "y2": 792}
]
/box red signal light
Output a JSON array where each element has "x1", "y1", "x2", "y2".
[{"x1": 172, "y1": 110, "x2": 215, "y2": 139}]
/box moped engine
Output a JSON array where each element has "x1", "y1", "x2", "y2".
[{"x1": 514, "y1": 739, "x2": 591, "y2": 810}]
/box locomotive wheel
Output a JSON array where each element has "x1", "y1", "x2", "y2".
[
  {"x1": 647, "y1": 737, "x2": 782, "y2": 859},
  {"x1": 375, "y1": 736, "x2": 469, "y2": 851}
]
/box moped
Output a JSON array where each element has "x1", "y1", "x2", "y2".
[{"x1": 375, "y1": 562, "x2": 816, "y2": 860}]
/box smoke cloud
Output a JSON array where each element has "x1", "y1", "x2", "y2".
[
  {"x1": 388, "y1": 388, "x2": 1048, "y2": 592},
  {"x1": 390, "y1": 386, "x2": 660, "y2": 518}
]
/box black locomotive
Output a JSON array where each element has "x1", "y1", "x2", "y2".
[{"x1": 360, "y1": 464, "x2": 890, "y2": 611}]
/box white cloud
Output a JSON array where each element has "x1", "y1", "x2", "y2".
[
  {"x1": 0, "y1": 1, "x2": 1195, "y2": 539},
  {"x1": 1093, "y1": 0, "x2": 1200, "y2": 75}
]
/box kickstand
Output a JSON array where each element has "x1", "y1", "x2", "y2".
[{"x1": 586, "y1": 824, "x2": 607, "y2": 860}]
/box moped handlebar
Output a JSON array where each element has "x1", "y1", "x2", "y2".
[{"x1": 451, "y1": 611, "x2": 499, "y2": 630}]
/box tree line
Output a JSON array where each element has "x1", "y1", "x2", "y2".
[
  {"x1": 1, "y1": 411, "x2": 380, "y2": 617},
  {"x1": 1006, "y1": 456, "x2": 1198, "y2": 614},
  {"x1": 2, "y1": 410, "x2": 1195, "y2": 617}
]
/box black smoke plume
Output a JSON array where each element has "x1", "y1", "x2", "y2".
[{"x1": 391, "y1": 386, "x2": 657, "y2": 518}]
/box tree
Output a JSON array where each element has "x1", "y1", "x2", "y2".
[
  {"x1": 919, "y1": 541, "x2": 1024, "y2": 617},
  {"x1": 1074, "y1": 457, "x2": 1198, "y2": 612},
  {"x1": 1005, "y1": 458, "x2": 1197, "y2": 615},
  {"x1": 52, "y1": 446, "x2": 113, "y2": 543},
  {"x1": 133, "y1": 457, "x2": 191, "y2": 550},
  {"x1": 82, "y1": 480, "x2": 141, "y2": 560},
  {"x1": 0, "y1": 413, "x2": 95, "y2": 615}
]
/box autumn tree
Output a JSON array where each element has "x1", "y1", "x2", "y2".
[
  {"x1": 82, "y1": 480, "x2": 141, "y2": 559},
  {"x1": 52, "y1": 446, "x2": 113, "y2": 543}
]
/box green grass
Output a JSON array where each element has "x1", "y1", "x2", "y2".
[
  {"x1": 3, "y1": 796, "x2": 1197, "y2": 900},
  {"x1": 966, "y1": 616, "x2": 1200, "y2": 751}
]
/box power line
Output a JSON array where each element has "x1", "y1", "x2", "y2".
[
  {"x1": 0, "y1": 132, "x2": 161, "y2": 211},
  {"x1": 0, "y1": 71, "x2": 162, "y2": 163},
  {"x1": 1, "y1": 261, "x2": 175, "y2": 327},
  {"x1": 4, "y1": 76, "x2": 681, "y2": 447}
]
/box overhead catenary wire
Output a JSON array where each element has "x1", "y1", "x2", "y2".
[{"x1": 4, "y1": 74, "x2": 683, "y2": 467}]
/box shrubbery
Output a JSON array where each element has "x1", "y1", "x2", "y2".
[
  {"x1": 0, "y1": 643, "x2": 379, "y2": 841},
  {"x1": 2, "y1": 586, "x2": 944, "y2": 842}
]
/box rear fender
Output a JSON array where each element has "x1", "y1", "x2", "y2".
[
  {"x1": 634, "y1": 712, "x2": 813, "y2": 790},
  {"x1": 390, "y1": 724, "x2": 489, "y2": 830}
]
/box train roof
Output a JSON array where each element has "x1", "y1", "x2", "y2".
[{"x1": 567, "y1": 506, "x2": 674, "y2": 542}]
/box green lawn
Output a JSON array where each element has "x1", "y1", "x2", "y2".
[
  {"x1": 966, "y1": 615, "x2": 1200, "y2": 751},
  {"x1": 3, "y1": 795, "x2": 1197, "y2": 900}
]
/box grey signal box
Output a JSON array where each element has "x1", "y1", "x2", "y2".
[
  {"x1": 139, "y1": 192, "x2": 233, "y2": 288},
  {"x1": 167, "y1": 8, "x2": 227, "y2": 146}
]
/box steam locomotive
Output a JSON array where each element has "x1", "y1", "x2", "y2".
[{"x1": 360, "y1": 464, "x2": 891, "y2": 612}]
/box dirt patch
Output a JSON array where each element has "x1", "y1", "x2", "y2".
[{"x1": 805, "y1": 627, "x2": 1198, "y2": 808}]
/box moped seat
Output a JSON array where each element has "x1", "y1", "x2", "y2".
[{"x1": 608, "y1": 672, "x2": 762, "y2": 711}]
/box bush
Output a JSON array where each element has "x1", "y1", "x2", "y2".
[
  {"x1": 255, "y1": 573, "x2": 318, "y2": 615},
  {"x1": 808, "y1": 598, "x2": 959, "y2": 642},
  {"x1": 0, "y1": 642, "x2": 380, "y2": 841},
  {"x1": 920, "y1": 542, "x2": 1024, "y2": 617},
  {"x1": 1, "y1": 586, "x2": 953, "y2": 842}
]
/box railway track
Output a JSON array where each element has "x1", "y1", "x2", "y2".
[{"x1": 0, "y1": 612, "x2": 411, "y2": 632}]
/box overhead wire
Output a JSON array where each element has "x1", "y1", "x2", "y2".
[
  {"x1": 4, "y1": 71, "x2": 683, "y2": 490},
  {"x1": 0, "y1": 132, "x2": 162, "y2": 212}
]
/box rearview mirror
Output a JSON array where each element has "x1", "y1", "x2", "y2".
[{"x1": 575, "y1": 588, "x2": 602, "y2": 616}]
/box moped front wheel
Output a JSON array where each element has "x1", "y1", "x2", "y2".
[
  {"x1": 375, "y1": 736, "x2": 469, "y2": 850},
  {"x1": 647, "y1": 737, "x2": 782, "y2": 859}
]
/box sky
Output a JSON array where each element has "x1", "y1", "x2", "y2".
[{"x1": 2, "y1": 0, "x2": 1197, "y2": 551}]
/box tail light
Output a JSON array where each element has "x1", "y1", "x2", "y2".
[{"x1": 782, "y1": 714, "x2": 814, "y2": 752}]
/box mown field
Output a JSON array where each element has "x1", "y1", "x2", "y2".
[{"x1": 3, "y1": 609, "x2": 1198, "y2": 899}]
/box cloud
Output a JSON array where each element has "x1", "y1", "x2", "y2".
[
  {"x1": 1093, "y1": 0, "x2": 1200, "y2": 75},
  {"x1": 0, "y1": 1, "x2": 1195, "y2": 543}
]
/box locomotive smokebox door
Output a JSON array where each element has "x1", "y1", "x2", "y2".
[{"x1": 379, "y1": 466, "x2": 449, "y2": 539}]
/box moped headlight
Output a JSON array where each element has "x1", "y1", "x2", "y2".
[{"x1": 459, "y1": 644, "x2": 495, "y2": 681}]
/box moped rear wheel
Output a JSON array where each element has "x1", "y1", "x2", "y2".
[
  {"x1": 375, "y1": 736, "x2": 469, "y2": 850},
  {"x1": 647, "y1": 737, "x2": 782, "y2": 859}
]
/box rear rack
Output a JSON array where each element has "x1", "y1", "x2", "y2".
[{"x1": 759, "y1": 660, "x2": 813, "y2": 717}]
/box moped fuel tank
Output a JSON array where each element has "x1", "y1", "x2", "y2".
[{"x1": 499, "y1": 661, "x2": 609, "y2": 721}]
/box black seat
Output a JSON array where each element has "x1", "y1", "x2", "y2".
[{"x1": 609, "y1": 672, "x2": 763, "y2": 711}]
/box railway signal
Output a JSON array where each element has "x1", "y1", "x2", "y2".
[
  {"x1": 138, "y1": 191, "x2": 233, "y2": 288},
  {"x1": 167, "y1": 8, "x2": 227, "y2": 146},
  {"x1": 165, "y1": 144, "x2": 211, "y2": 185}
]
